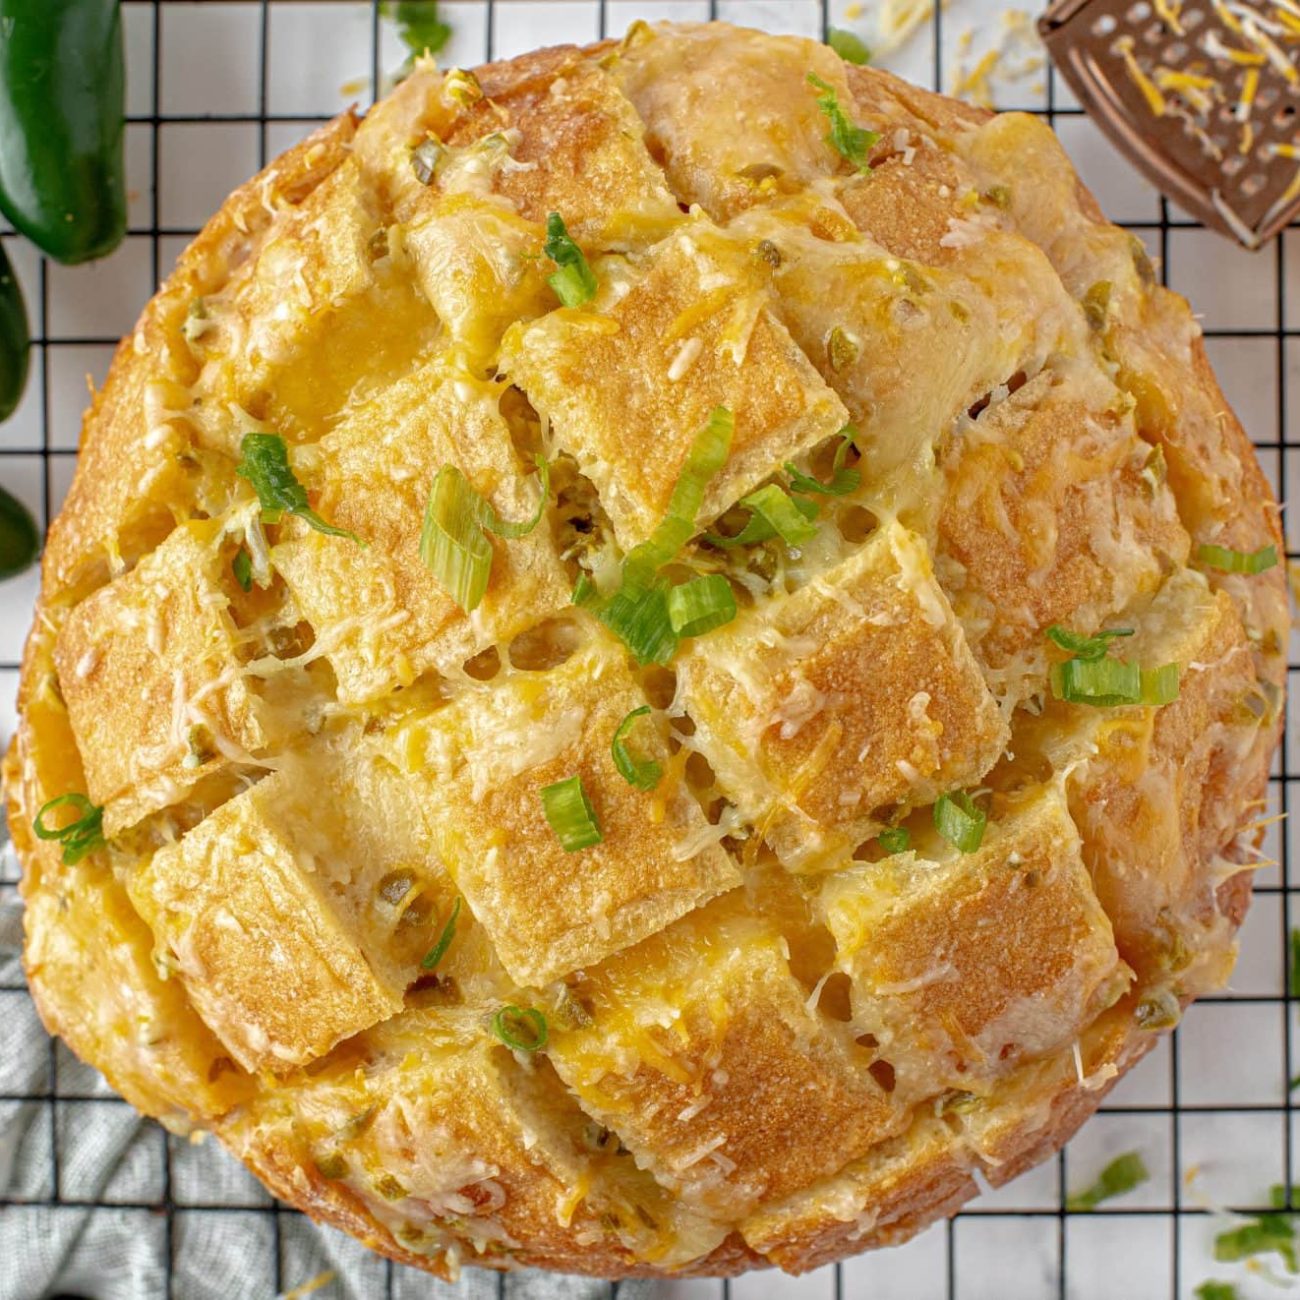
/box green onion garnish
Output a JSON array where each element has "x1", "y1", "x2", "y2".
[
  {"x1": 933, "y1": 791, "x2": 986, "y2": 853},
  {"x1": 667, "y1": 574, "x2": 737, "y2": 638},
  {"x1": 735, "y1": 483, "x2": 819, "y2": 547},
  {"x1": 827, "y1": 27, "x2": 872, "y2": 64},
  {"x1": 232, "y1": 547, "x2": 253, "y2": 592},
  {"x1": 1194, "y1": 1283, "x2": 1240, "y2": 1300},
  {"x1": 421, "y1": 465, "x2": 493, "y2": 613},
  {"x1": 878, "y1": 826, "x2": 910, "y2": 854},
  {"x1": 1051, "y1": 658, "x2": 1180, "y2": 708},
  {"x1": 1214, "y1": 1199, "x2": 1298, "y2": 1272},
  {"x1": 623, "y1": 407, "x2": 734, "y2": 587},
  {"x1": 236, "y1": 433, "x2": 362, "y2": 544},
  {"x1": 706, "y1": 493, "x2": 818, "y2": 548},
  {"x1": 420, "y1": 456, "x2": 549, "y2": 612},
  {"x1": 541, "y1": 775, "x2": 603, "y2": 851},
  {"x1": 384, "y1": 0, "x2": 453, "y2": 59},
  {"x1": 806, "y1": 72, "x2": 880, "y2": 173},
  {"x1": 1196, "y1": 542, "x2": 1279, "y2": 574},
  {"x1": 1140, "y1": 662, "x2": 1180, "y2": 706},
  {"x1": 543, "y1": 212, "x2": 597, "y2": 308},
  {"x1": 1045, "y1": 624, "x2": 1134, "y2": 661},
  {"x1": 588, "y1": 579, "x2": 678, "y2": 666},
  {"x1": 611, "y1": 706, "x2": 662, "y2": 791},
  {"x1": 785, "y1": 430, "x2": 860, "y2": 497},
  {"x1": 1066, "y1": 1152, "x2": 1149, "y2": 1211},
  {"x1": 33, "y1": 793, "x2": 106, "y2": 865},
  {"x1": 491, "y1": 1005, "x2": 549, "y2": 1053},
  {"x1": 411, "y1": 138, "x2": 443, "y2": 185},
  {"x1": 1289, "y1": 927, "x2": 1300, "y2": 998},
  {"x1": 420, "y1": 897, "x2": 461, "y2": 972}
]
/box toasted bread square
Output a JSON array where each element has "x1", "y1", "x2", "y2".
[
  {"x1": 53, "y1": 521, "x2": 276, "y2": 835},
  {"x1": 393, "y1": 631, "x2": 740, "y2": 986},
  {"x1": 1062, "y1": 569, "x2": 1272, "y2": 986},
  {"x1": 937, "y1": 371, "x2": 1189, "y2": 687},
  {"x1": 238, "y1": 1007, "x2": 728, "y2": 1272},
  {"x1": 443, "y1": 59, "x2": 682, "y2": 250},
  {"x1": 130, "y1": 738, "x2": 457, "y2": 1072},
  {"x1": 615, "y1": 24, "x2": 874, "y2": 222},
  {"x1": 272, "y1": 358, "x2": 570, "y2": 704},
  {"x1": 817, "y1": 786, "x2": 1127, "y2": 1094},
  {"x1": 549, "y1": 895, "x2": 902, "y2": 1218},
  {"x1": 500, "y1": 219, "x2": 847, "y2": 549},
  {"x1": 680, "y1": 522, "x2": 1007, "y2": 869}
]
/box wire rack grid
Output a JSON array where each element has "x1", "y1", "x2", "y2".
[{"x1": 0, "y1": 1, "x2": 1297, "y2": 1298}]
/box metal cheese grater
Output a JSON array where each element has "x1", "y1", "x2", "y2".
[{"x1": 1039, "y1": 0, "x2": 1300, "y2": 246}]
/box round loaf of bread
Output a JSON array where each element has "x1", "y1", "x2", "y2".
[{"x1": 4, "y1": 21, "x2": 1288, "y2": 1280}]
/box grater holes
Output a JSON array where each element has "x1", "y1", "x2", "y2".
[
  {"x1": 1092, "y1": 13, "x2": 1118, "y2": 35},
  {"x1": 1127, "y1": 1, "x2": 1152, "y2": 19},
  {"x1": 1275, "y1": 103, "x2": 1298, "y2": 128},
  {"x1": 1182, "y1": 6, "x2": 1205, "y2": 26},
  {"x1": 1258, "y1": 85, "x2": 1280, "y2": 110},
  {"x1": 1222, "y1": 154, "x2": 1246, "y2": 176},
  {"x1": 1242, "y1": 172, "x2": 1268, "y2": 196},
  {"x1": 1143, "y1": 20, "x2": 1165, "y2": 42},
  {"x1": 1163, "y1": 39, "x2": 1188, "y2": 59}
]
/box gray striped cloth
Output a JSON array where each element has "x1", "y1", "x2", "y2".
[{"x1": 0, "y1": 833, "x2": 659, "y2": 1300}]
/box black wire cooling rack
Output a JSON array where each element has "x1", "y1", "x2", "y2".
[{"x1": 0, "y1": 2, "x2": 1297, "y2": 1297}]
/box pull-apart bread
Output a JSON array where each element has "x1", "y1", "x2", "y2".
[{"x1": 4, "y1": 21, "x2": 1288, "y2": 1280}]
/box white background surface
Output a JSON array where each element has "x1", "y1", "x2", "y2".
[{"x1": 0, "y1": 3, "x2": 1297, "y2": 1298}]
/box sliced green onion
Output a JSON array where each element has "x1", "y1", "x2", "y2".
[
  {"x1": 706, "y1": 493, "x2": 818, "y2": 548},
  {"x1": 1066, "y1": 1152, "x2": 1149, "y2": 1212},
  {"x1": 1140, "y1": 663, "x2": 1180, "y2": 706},
  {"x1": 736, "y1": 483, "x2": 819, "y2": 547},
  {"x1": 232, "y1": 547, "x2": 253, "y2": 593},
  {"x1": 420, "y1": 465, "x2": 494, "y2": 612},
  {"x1": 420, "y1": 897, "x2": 461, "y2": 972},
  {"x1": 543, "y1": 212, "x2": 597, "y2": 308},
  {"x1": 479, "y1": 455, "x2": 550, "y2": 540},
  {"x1": 623, "y1": 407, "x2": 734, "y2": 587},
  {"x1": 933, "y1": 791, "x2": 986, "y2": 853},
  {"x1": 1051, "y1": 657, "x2": 1142, "y2": 707},
  {"x1": 827, "y1": 27, "x2": 872, "y2": 64},
  {"x1": 420, "y1": 456, "x2": 549, "y2": 612},
  {"x1": 541, "y1": 775, "x2": 603, "y2": 851},
  {"x1": 491, "y1": 1005, "x2": 549, "y2": 1053},
  {"x1": 596, "y1": 581, "x2": 678, "y2": 665},
  {"x1": 1196, "y1": 542, "x2": 1279, "y2": 574},
  {"x1": 1045, "y1": 624, "x2": 1134, "y2": 662},
  {"x1": 1214, "y1": 1210, "x2": 1297, "y2": 1271},
  {"x1": 785, "y1": 431, "x2": 860, "y2": 497},
  {"x1": 1193, "y1": 1283, "x2": 1240, "y2": 1300},
  {"x1": 806, "y1": 72, "x2": 880, "y2": 173},
  {"x1": 385, "y1": 0, "x2": 453, "y2": 59},
  {"x1": 1289, "y1": 927, "x2": 1300, "y2": 999},
  {"x1": 611, "y1": 706, "x2": 662, "y2": 791},
  {"x1": 667, "y1": 574, "x2": 737, "y2": 638},
  {"x1": 236, "y1": 433, "x2": 362, "y2": 544},
  {"x1": 878, "y1": 826, "x2": 910, "y2": 855},
  {"x1": 33, "y1": 793, "x2": 106, "y2": 865}
]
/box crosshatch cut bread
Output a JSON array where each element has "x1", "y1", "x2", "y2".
[{"x1": 3, "y1": 21, "x2": 1290, "y2": 1281}]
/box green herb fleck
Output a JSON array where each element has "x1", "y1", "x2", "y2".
[
  {"x1": 421, "y1": 897, "x2": 461, "y2": 971},
  {"x1": 1066, "y1": 1151, "x2": 1149, "y2": 1211},
  {"x1": 543, "y1": 212, "x2": 597, "y2": 308},
  {"x1": 232, "y1": 547, "x2": 253, "y2": 592},
  {"x1": 806, "y1": 73, "x2": 880, "y2": 173},
  {"x1": 1194, "y1": 1283, "x2": 1239, "y2": 1300},
  {"x1": 1214, "y1": 1204, "x2": 1298, "y2": 1272},
  {"x1": 827, "y1": 28, "x2": 872, "y2": 64},
  {"x1": 33, "y1": 793, "x2": 106, "y2": 865},
  {"x1": 382, "y1": 1, "x2": 452, "y2": 59},
  {"x1": 236, "y1": 432, "x2": 363, "y2": 544},
  {"x1": 491, "y1": 1005, "x2": 549, "y2": 1053},
  {"x1": 878, "y1": 826, "x2": 910, "y2": 855}
]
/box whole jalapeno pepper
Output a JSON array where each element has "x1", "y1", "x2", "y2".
[
  {"x1": 0, "y1": 239, "x2": 29, "y2": 421},
  {"x1": 0, "y1": 483, "x2": 39, "y2": 580},
  {"x1": 0, "y1": 0, "x2": 127, "y2": 265}
]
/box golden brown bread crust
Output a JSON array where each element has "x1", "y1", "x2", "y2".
[{"x1": 4, "y1": 21, "x2": 1288, "y2": 1281}]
